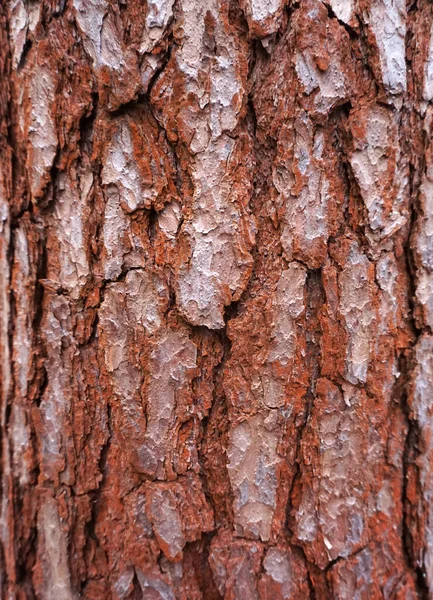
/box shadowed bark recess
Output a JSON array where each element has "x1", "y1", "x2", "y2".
[{"x1": 1, "y1": 0, "x2": 433, "y2": 598}]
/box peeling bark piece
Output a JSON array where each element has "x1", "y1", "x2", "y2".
[
  {"x1": 34, "y1": 494, "x2": 74, "y2": 600},
  {"x1": 372, "y1": 251, "x2": 408, "y2": 400},
  {"x1": 48, "y1": 169, "x2": 91, "y2": 298},
  {"x1": 151, "y1": 0, "x2": 255, "y2": 328},
  {"x1": 367, "y1": 0, "x2": 407, "y2": 95},
  {"x1": 413, "y1": 129, "x2": 433, "y2": 328},
  {"x1": 158, "y1": 553, "x2": 204, "y2": 600},
  {"x1": 240, "y1": 0, "x2": 286, "y2": 37},
  {"x1": 320, "y1": 261, "x2": 346, "y2": 380},
  {"x1": 125, "y1": 269, "x2": 170, "y2": 336},
  {"x1": 175, "y1": 135, "x2": 255, "y2": 329},
  {"x1": 101, "y1": 119, "x2": 147, "y2": 213},
  {"x1": 11, "y1": 222, "x2": 34, "y2": 487},
  {"x1": 99, "y1": 268, "x2": 202, "y2": 480},
  {"x1": 327, "y1": 0, "x2": 356, "y2": 26},
  {"x1": 322, "y1": 238, "x2": 378, "y2": 387},
  {"x1": 12, "y1": 224, "x2": 32, "y2": 401},
  {"x1": 415, "y1": 270, "x2": 433, "y2": 333},
  {"x1": 101, "y1": 112, "x2": 177, "y2": 213},
  {"x1": 141, "y1": 330, "x2": 197, "y2": 479},
  {"x1": 151, "y1": 0, "x2": 248, "y2": 148},
  {"x1": 140, "y1": 0, "x2": 175, "y2": 53},
  {"x1": 293, "y1": 379, "x2": 369, "y2": 568},
  {"x1": 73, "y1": 0, "x2": 140, "y2": 109},
  {"x1": 100, "y1": 269, "x2": 169, "y2": 359},
  {"x1": 145, "y1": 475, "x2": 214, "y2": 561},
  {"x1": 146, "y1": 487, "x2": 185, "y2": 562},
  {"x1": 113, "y1": 567, "x2": 135, "y2": 599},
  {"x1": 409, "y1": 334, "x2": 433, "y2": 594},
  {"x1": 135, "y1": 569, "x2": 176, "y2": 600},
  {"x1": 330, "y1": 543, "x2": 418, "y2": 599},
  {"x1": 209, "y1": 530, "x2": 264, "y2": 598},
  {"x1": 100, "y1": 187, "x2": 149, "y2": 280},
  {"x1": 275, "y1": 115, "x2": 341, "y2": 268},
  {"x1": 36, "y1": 293, "x2": 75, "y2": 486},
  {"x1": 227, "y1": 412, "x2": 281, "y2": 541},
  {"x1": 9, "y1": 0, "x2": 28, "y2": 68},
  {"x1": 424, "y1": 23, "x2": 433, "y2": 102},
  {"x1": 225, "y1": 261, "x2": 307, "y2": 414},
  {"x1": 101, "y1": 187, "x2": 131, "y2": 280},
  {"x1": 376, "y1": 253, "x2": 400, "y2": 333},
  {"x1": 0, "y1": 176, "x2": 14, "y2": 588},
  {"x1": 25, "y1": 65, "x2": 57, "y2": 200},
  {"x1": 293, "y1": 0, "x2": 352, "y2": 115},
  {"x1": 349, "y1": 103, "x2": 408, "y2": 244},
  {"x1": 98, "y1": 269, "x2": 170, "y2": 472},
  {"x1": 261, "y1": 548, "x2": 294, "y2": 599},
  {"x1": 0, "y1": 193, "x2": 10, "y2": 410},
  {"x1": 73, "y1": 0, "x2": 122, "y2": 69},
  {"x1": 337, "y1": 239, "x2": 376, "y2": 385},
  {"x1": 258, "y1": 545, "x2": 310, "y2": 600},
  {"x1": 158, "y1": 201, "x2": 181, "y2": 240},
  {"x1": 267, "y1": 264, "x2": 307, "y2": 372}
]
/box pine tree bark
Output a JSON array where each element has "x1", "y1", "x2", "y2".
[{"x1": 1, "y1": 0, "x2": 433, "y2": 598}]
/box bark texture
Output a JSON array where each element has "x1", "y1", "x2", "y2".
[{"x1": 0, "y1": 0, "x2": 433, "y2": 598}]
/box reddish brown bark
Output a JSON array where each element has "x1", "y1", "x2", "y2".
[{"x1": 1, "y1": 0, "x2": 433, "y2": 598}]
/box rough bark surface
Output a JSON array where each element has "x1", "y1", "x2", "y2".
[{"x1": 0, "y1": 0, "x2": 432, "y2": 598}]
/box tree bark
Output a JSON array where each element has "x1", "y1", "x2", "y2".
[{"x1": 1, "y1": 0, "x2": 433, "y2": 598}]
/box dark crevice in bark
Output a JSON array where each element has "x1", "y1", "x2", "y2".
[
  {"x1": 247, "y1": 93, "x2": 258, "y2": 138},
  {"x1": 16, "y1": 37, "x2": 32, "y2": 71},
  {"x1": 78, "y1": 92, "x2": 99, "y2": 155},
  {"x1": 147, "y1": 205, "x2": 159, "y2": 246},
  {"x1": 196, "y1": 294, "x2": 239, "y2": 531},
  {"x1": 79, "y1": 402, "x2": 112, "y2": 588},
  {"x1": 0, "y1": 214, "x2": 15, "y2": 595},
  {"x1": 328, "y1": 100, "x2": 353, "y2": 125},
  {"x1": 305, "y1": 566, "x2": 318, "y2": 600},
  {"x1": 355, "y1": 17, "x2": 381, "y2": 99},
  {"x1": 109, "y1": 92, "x2": 150, "y2": 119},
  {"x1": 188, "y1": 534, "x2": 223, "y2": 600},
  {"x1": 15, "y1": 521, "x2": 37, "y2": 598},
  {"x1": 400, "y1": 5, "x2": 427, "y2": 573},
  {"x1": 37, "y1": 155, "x2": 60, "y2": 213},
  {"x1": 96, "y1": 391, "x2": 112, "y2": 478},
  {"x1": 338, "y1": 148, "x2": 373, "y2": 255},
  {"x1": 285, "y1": 268, "x2": 326, "y2": 594},
  {"x1": 304, "y1": 268, "x2": 325, "y2": 403},
  {"x1": 164, "y1": 287, "x2": 178, "y2": 321},
  {"x1": 99, "y1": 264, "x2": 152, "y2": 289},
  {"x1": 5, "y1": 223, "x2": 16, "y2": 422},
  {"x1": 323, "y1": 2, "x2": 359, "y2": 38},
  {"x1": 32, "y1": 228, "x2": 49, "y2": 410},
  {"x1": 145, "y1": 38, "x2": 175, "y2": 99},
  {"x1": 198, "y1": 333, "x2": 234, "y2": 529},
  {"x1": 400, "y1": 79, "x2": 430, "y2": 597},
  {"x1": 282, "y1": 278, "x2": 327, "y2": 591},
  {"x1": 402, "y1": 402, "x2": 429, "y2": 599},
  {"x1": 324, "y1": 545, "x2": 368, "y2": 573}
]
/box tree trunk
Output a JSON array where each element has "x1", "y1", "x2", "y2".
[{"x1": 1, "y1": 0, "x2": 432, "y2": 597}]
